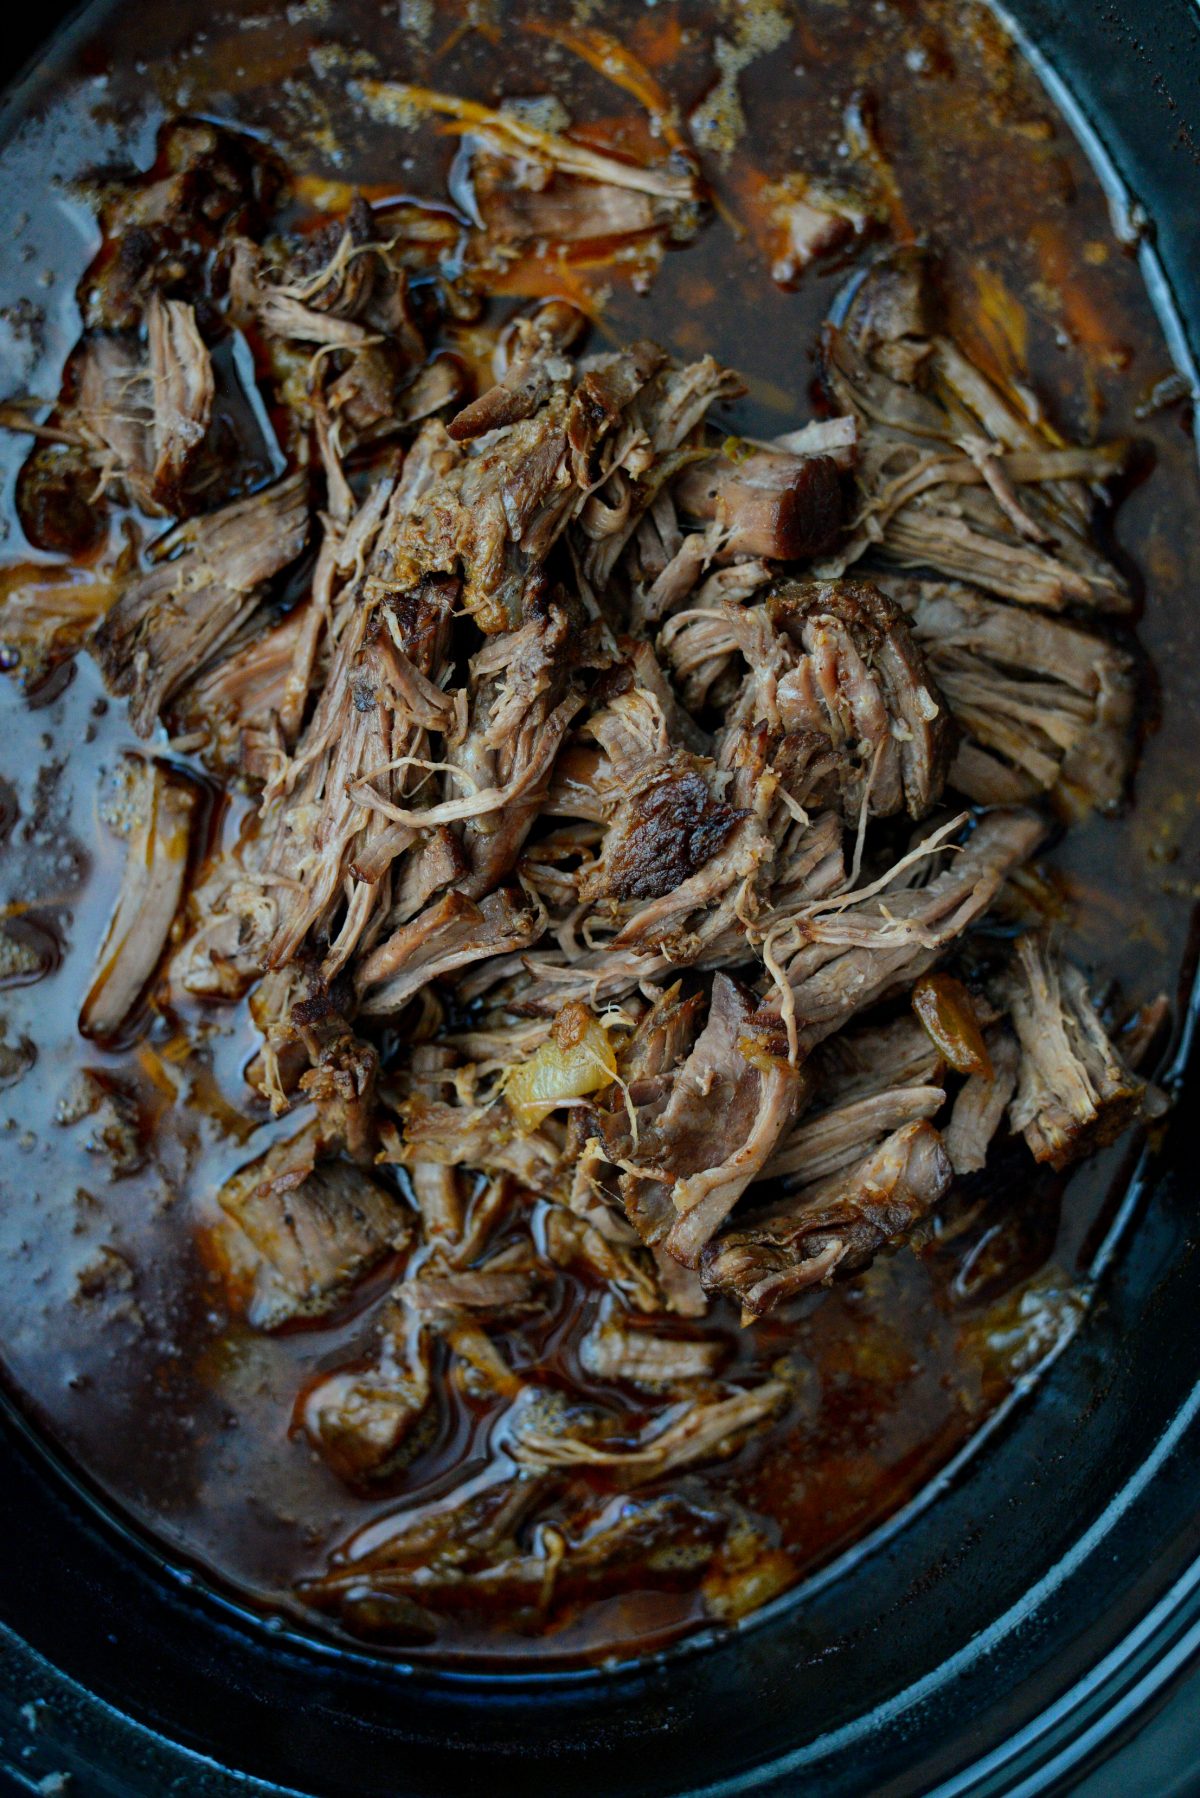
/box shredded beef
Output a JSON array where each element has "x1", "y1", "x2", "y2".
[
  {"x1": 80, "y1": 758, "x2": 196, "y2": 1040},
  {"x1": 93, "y1": 474, "x2": 309, "y2": 736},
  {"x1": 999, "y1": 935, "x2": 1146, "y2": 1169},
  {"x1": 15, "y1": 112, "x2": 1160, "y2": 1650},
  {"x1": 210, "y1": 1127, "x2": 410, "y2": 1329},
  {"x1": 820, "y1": 247, "x2": 1131, "y2": 611},
  {"x1": 702, "y1": 1120, "x2": 952, "y2": 1315}
]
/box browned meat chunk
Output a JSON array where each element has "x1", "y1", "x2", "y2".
[
  {"x1": 302, "y1": 1235, "x2": 549, "y2": 1485},
  {"x1": 822, "y1": 247, "x2": 1131, "y2": 611},
  {"x1": 616, "y1": 974, "x2": 805, "y2": 1266},
  {"x1": 92, "y1": 474, "x2": 309, "y2": 736},
  {"x1": 564, "y1": 681, "x2": 768, "y2": 961},
  {"x1": 297, "y1": 1479, "x2": 733, "y2": 1640},
  {"x1": 579, "y1": 1306, "x2": 727, "y2": 1387},
  {"x1": 702, "y1": 1119, "x2": 952, "y2": 1316},
  {"x1": 366, "y1": 339, "x2": 668, "y2": 635},
  {"x1": 661, "y1": 576, "x2": 951, "y2": 826},
  {"x1": 754, "y1": 173, "x2": 884, "y2": 284},
  {"x1": 584, "y1": 759, "x2": 746, "y2": 906},
  {"x1": 79, "y1": 758, "x2": 196, "y2": 1040},
  {"x1": 507, "y1": 1378, "x2": 785, "y2": 1480},
  {"x1": 768, "y1": 579, "x2": 949, "y2": 820},
  {"x1": 880, "y1": 576, "x2": 1136, "y2": 812},
  {"x1": 81, "y1": 118, "x2": 280, "y2": 331},
  {"x1": 210, "y1": 1127, "x2": 411, "y2": 1329},
  {"x1": 248, "y1": 193, "x2": 428, "y2": 356},
  {"x1": 277, "y1": 195, "x2": 380, "y2": 319},
  {"x1": 228, "y1": 203, "x2": 431, "y2": 448},
  {"x1": 944, "y1": 1027, "x2": 1020, "y2": 1174},
  {"x1": 300, "y1": 1298, "x2": 432, "y2": 1485},
  {"x1": 672, "y1": 445, "x2": 844, "y2": 561},
  {"x1": 771, "y1": 808, "x2": 1044, "y2": 1052},
  {"x1": 447, "y1": 304, "x2": 588, "y2": 442},
  {"x1": 357, "y1": 888, "x2": 543, "y2": 1017},
  {"x1": 1000, "y1": 935, "x2": 1146, "y2": 1170}
]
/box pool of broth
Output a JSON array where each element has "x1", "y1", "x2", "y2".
[{"x1": 0, "y1": 0, "x2": 1198, "y2": 1666}]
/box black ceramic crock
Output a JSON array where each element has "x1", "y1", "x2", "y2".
[{"x1": 2, "y1": 3, "x2": 1200, "y2": 1793}]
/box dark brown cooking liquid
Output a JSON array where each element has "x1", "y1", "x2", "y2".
[{"x1": 0, "y1": 0, "x2": 1197, "y2": 1667}]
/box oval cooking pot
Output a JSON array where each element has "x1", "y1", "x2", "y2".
[{"x1": 1, "y1": 1, "x2": 1199, "y2": 1793}]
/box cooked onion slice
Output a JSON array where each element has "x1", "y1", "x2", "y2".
[{"x1": 504, "y1": 1001, "x2": 616, "y2": 1129}]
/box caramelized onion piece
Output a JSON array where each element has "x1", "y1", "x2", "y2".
[
  {"x1": 911, "y1": 972, "x2": 993, "y2": 1079},
  {"x1": 504, "y1": 1001, "x2": 616, "y2": 1129}
]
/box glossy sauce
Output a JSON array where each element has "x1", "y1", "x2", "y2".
[{"x1": 0, "y1": 0, "x2": 1197, "y2": 1667}]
